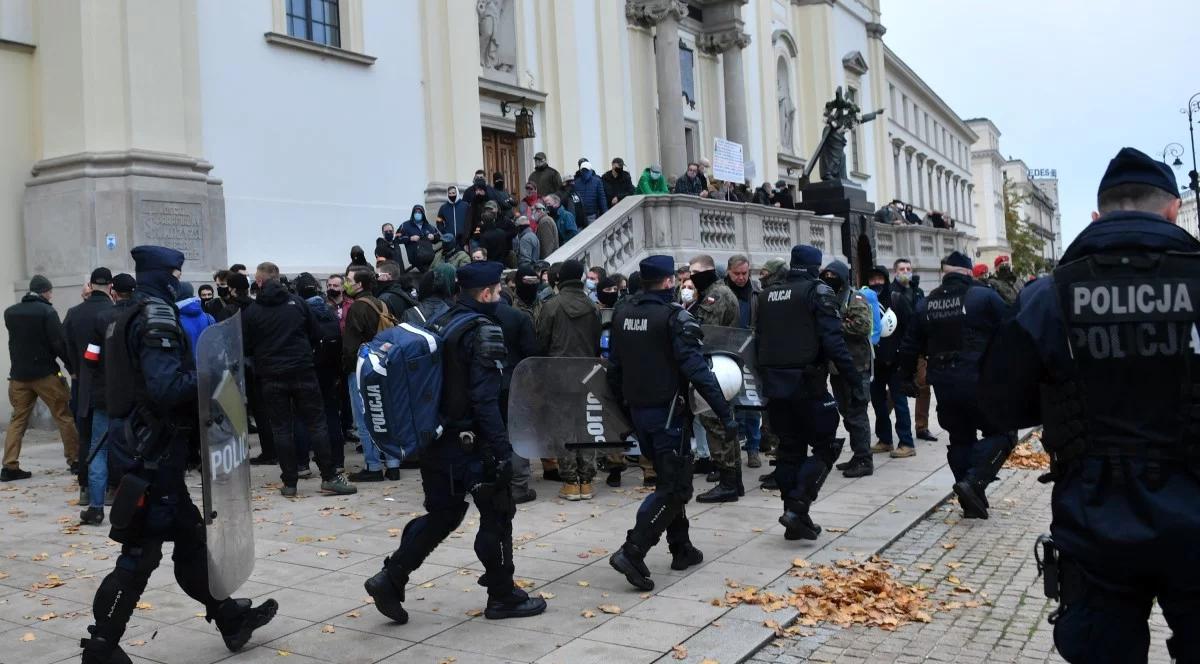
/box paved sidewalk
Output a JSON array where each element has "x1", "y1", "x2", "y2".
[
  {"x1": 747, "y1": 469, "x2": 1172, "y2": 664},
  {"x1": 0, "y1": 421, "x2": 953, "y2": 664}
]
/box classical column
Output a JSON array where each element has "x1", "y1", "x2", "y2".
[
  {"x1": 891, "y1": 140, "x2": 903, "y2": 202},
  {"x1": 696, "y1": 24, "x2": 751, "y2": 150},
  {"x1": 627, "y1": 0, "x2": 688, "y2": 180},
  {"x1": 915, "y1": 154, "x2": 926, "y2": 209},
  {"x1": 950, "y1": 175, "x2": 960, "y2": 218},
  {"x1": 967, "y1": 183, "x2": 975, "y2": 225},
  {"x1": 904, "y1": 147, "x2": 916, "y2": 206},
  {"x1": 934, "y1": 165, "x2": 945, "y2": 210}
]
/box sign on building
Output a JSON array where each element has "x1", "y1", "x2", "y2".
[
  {"x1": 1029, "y1": 168, "x2": 1058, "y2": 179},
  {"x1": 712, "y1": 138, "x2": 745, "y2": 183}
]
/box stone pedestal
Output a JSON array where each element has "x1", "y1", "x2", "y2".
[
  {"x1": 799, "y1": 179, "x2": 878, "y2": 285},
  {"x1": 23, "y1": 150, "x2": 227, "y2": 284}
]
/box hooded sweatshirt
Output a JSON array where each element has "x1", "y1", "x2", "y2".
[
  {"x1": 823, "y1": 260, "x2": 872, "y2": 373},
  {"x1": 534, "y1": 280, "x2": 601, "y2": 358},
  {"x1": 176, "y1": 297, "x2": 215, "y2": 359},
  {"x1": 868, "y1": 265, "x2": 913, "y2": 365},
  {"x1": 636, "y1": 168, "x2": 670, "y2": 195},
  {"x1": 241, "y1": 280, "x2": 321, "y2": 377}
]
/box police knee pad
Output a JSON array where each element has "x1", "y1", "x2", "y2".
[
  {"x1": 116, "y1": 544, "x2": 163, "y2": 576},
  {"x1": 814, "y1": 437, "x2": 845, "y2": 468}
]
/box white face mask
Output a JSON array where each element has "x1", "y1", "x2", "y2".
[{"x1": 680, "y1": 288, "x2": 696, "y2": 303}]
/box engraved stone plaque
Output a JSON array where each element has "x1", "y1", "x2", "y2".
[{"x1": 139, "y1": 199, "x2": 205, "y2": 262}]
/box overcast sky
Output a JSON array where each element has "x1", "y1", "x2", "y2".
[{"x1": 882, "y1": 0, "x2": 1200, "y2": 247}]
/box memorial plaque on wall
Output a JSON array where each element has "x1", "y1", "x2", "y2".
[{"x1": 136, "y1": 197, "x2": 206, "y2": 263}]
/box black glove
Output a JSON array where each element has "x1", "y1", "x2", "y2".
[{"x1": 722, "y1": 418, "x2": 740, "y2": 442}]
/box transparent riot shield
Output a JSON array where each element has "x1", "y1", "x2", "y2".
[
  {"x1": 700, "y1": 325, "x2": 765, "y2": 410},
  {"x1": 196, "y1": 313, "x2": 254, "y2": 598},
  {"x1": 507, "y1": 357, "x2": 634, "y2": 459}
]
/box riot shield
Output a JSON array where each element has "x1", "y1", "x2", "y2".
[
  {"x1": 507, "y1": 357, "x2": 634, "y2": 459},
  {"x1": 700, "y1": 325, "x2": 766, "y2": 410},
  {"x1": 196, "y1": 313, "x2": 254, "y2": 598}
]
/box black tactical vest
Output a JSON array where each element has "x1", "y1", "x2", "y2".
[
  {"x1": 756, "y1": 279, "x2": 819, "y2": 369},
  {"x1": 1042, "y1": 251, "x2": 1200, "y2": 464},
  {"x1": 611, "y1": 295, "x2": 678, "y2": 407},
  {"x1": 428, "y1": 308, "x2": 489, "y2": 429},
  {"x1": 923, "y1": 279, "x2": 970, "y2": 362},
  {"x1": 104, "y1": 302, "x2": 147, "y2": 419}
]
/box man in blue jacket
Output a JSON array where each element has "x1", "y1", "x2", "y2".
[
  {"x1": 980, "y1": 148, "x2": 1200, "y2": 663},
  {"x1": 437, "y1": 185, "x2": 469, "y2": 248},
  {"x1": 573, "y1": 161, "x2": 608, "y2": 226}
]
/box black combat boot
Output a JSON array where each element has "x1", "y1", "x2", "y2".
[
  {"x1": 364, "y1": 567, "x2": 409, "y2": 624},
  {"x1": 81, "y1": 631, "x2": 132, "y2": 664},
  {"x1": 669, "y1": 542, "x2": 704, "y2": 571},
  {"x1": 606, "y1": 468, "x2": 622, "y2": 488},
  {"x1": 484, "y1": 587, "x2": 548, "y2": 620},
  {"x1": 953, "y1": 481, "x2": 989, "y2": 519},
  {"x1": 609, "y1": 543, "x2": 654, "y2": 591},
  {"x1": 779, "y1": 500, "x2": 822, "y2": 540},
  {"x1": 696, "y1": 470, "x2": 740, "y2": 503},
  {"x1": 842, "y1": 457, "x2": 874, "y2": 478},
  {"x1": 212, "y1": 598, "x2": 278, "y2": 652}
]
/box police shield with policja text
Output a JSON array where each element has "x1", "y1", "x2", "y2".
[
  {"x1": 699, "y1": 325, "x2": 764, "y2": 410},
  {"x1": 506, "y1": 357, "x2": 634, "y2": 459},
  {"x1": 196, "y1": 313, "x2": 255, "y2": 599}
]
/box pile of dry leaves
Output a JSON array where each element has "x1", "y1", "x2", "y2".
[
  {"x1": 1004, "y1": 429, "x2": 1050, "y2": 470},
  {"x1": 720, "y1": 557, "x2": 933, "y2": 632}
]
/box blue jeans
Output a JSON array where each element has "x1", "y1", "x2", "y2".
[
  {"x1": 737, "y1": 412, "x2": 761, "y2": 453},
  {"x1": 88, "y1": 410, "x2": 109, "y2": 508},
  {"x1": 870, "y1": 363, "x2": 913, "y2": 447},
  {"x1": 349, "y1": 372, "x2": 398, "y2": 471}
]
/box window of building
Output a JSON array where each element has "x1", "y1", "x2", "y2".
[
  {"x1": 287, "y1": 0, "x2": 340, "y2": 47},
  {"x1": 679, "y1": 41, "x2": 696, "y2": 110}
]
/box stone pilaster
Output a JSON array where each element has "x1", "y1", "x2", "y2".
[
  {"x1": 696, "y1": 26, "x2": 752, "y2": 151},
  {"x1": 626, "y1": 0, "x2": 688, "y2": 179}
]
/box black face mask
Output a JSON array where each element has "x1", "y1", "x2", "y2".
[
  {"x1": 821, "y1": 276, "x2": 844, "y2": 292},
  {"x1": 690, "y1": 269, "x2": 718, "y2": 295},
  {"x1": 516, "y1": 282, "x2": 538, "y2": 304},
  {"x1": 597, "y1": 290, "x2": 619, "y2": 307},
  {"x1": 868, "y1": 283, "x2": 885, "y2": 295},
  {"x1": 327, "y1": 289, "x2": 342, "y2": 300},
  {"x1": 217, "y1": 286, "x2": 230, "y2": 299}
]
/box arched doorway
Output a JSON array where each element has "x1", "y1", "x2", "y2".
[{"x1": 854, "y1": 232, "x2": 874, "y2": 287}]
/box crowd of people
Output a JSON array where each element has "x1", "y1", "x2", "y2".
[{"x1": 3, "y1": 146, "x2": 1194, "y2": 664}]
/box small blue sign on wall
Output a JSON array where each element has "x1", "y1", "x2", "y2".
[{"x1": 105, "y1": 234, "x2": 117, "y2": 251}]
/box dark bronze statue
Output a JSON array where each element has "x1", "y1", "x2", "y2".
[{"x1": 800, "y1": 87, "x2": 883, "y2": 184}]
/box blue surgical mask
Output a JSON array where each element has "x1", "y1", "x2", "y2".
[
  {"x1": 414, "y1": 213, "x2": 424, "y2": 222},
  {"x1": 585, "y1": 278, "x2": 597, "y2": 291}
]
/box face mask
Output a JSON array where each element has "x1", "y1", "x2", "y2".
[
  {"x1": 585, "y1": 278, "x2": 597, "y2": 291},
  {"x1": 516, "y1": 282, "x2": 539, "y2": 304},
  {"x1": 598, "y1": 290, "x2": 619, "y2": 307},
  {"x1": 896, "y1": 272, "x2": 911, "y2": 284},
  {"x1": 327, "y1": 288, "x2": 341, "y2": 299},
  {"x1": 690, "y1": 269, "x2": 718, "y2": 295},
  {"x1": 448, "y1": 193, "x2": 457, "y2": 202},
  {"x1": 414, "y1": 213, "x2": 424, "y2": 222},
  {"x1": 821, "y1": 276, "x2": 844, "y2": 292},
  {"x1": 474, "y1": 177, "x2": 486, "y2": 185},
  {"x1": 383, "y1": 231, "x2": 394, "y2": 241},
  {"x1": 200, "y1": 294, "x2": 212, "y2": 302},
  {"x1": 869, "y1": 283, "x2": 885, "y2": 295},
  {"x1": 217, "y1": 286, "x2": 230, "y2": 298},
  {"x1": 165, "y1": 275, "x2": 181, "y2": 301},
  {"x1": 344, "y1": 282, "x2": 356, "y2": 295},
  {"x1": 680, "y1": 288, "x2": 696, "y2": 304},
  {"x1": 650, "y1": 171, "x2": 662, "y2": 180}
]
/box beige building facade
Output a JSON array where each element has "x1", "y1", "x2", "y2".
[{"x1": 1002, "y1": 160, "x2": 1060, "y2": 266}]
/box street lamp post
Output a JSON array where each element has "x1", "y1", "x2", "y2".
[
  {"x1": 1183, "y1": 93, "x2": 1200, "y2": 211},
  {"x1": 1162, "y1": 142, "x2": 1185, "y2": 167}
]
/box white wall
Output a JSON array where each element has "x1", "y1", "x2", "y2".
[{"x1": 196, "y1": 0, "x2": 427, "y2": 274}]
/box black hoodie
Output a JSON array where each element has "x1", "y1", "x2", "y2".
[
  {"x1": 867, "y1": 265, "x2": 913, "y2": 365},
  {"x1": 241, "y1": 280, "x2": 321, "y2": 377}
]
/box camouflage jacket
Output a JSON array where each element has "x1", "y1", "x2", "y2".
[
  {"x1": 832, "y1": 287, "x2": 874, "y2": 374},
  {"x1": 694, "y1": 281, "x2": 740, "y2": 327},
  {"x1": 986, "y1": 274, "x2": 1020, "y2": 307}
]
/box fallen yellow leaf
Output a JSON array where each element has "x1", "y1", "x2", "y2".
[
  {"x1": 127, "y1": 639, "x2": 147, "y2": 646},
  {"x1": 577, "y1": 581, "x2": 590, "y2": 587},
  {"x1": 37, "y1": 613, "x2": 55, "y2": 621},
  {"x1": 321, "y1": 625, "x2": 335, "y2": 634},
  {"x1": 135, "y1": 602, "x2": 153, "y2": 610},
  {"x1": 580, "y1": 610, "x2": 596, "y2": 618},
  {"x1": 20, "y1": 633, "x2": 35, "y2": 642},
  {"x1": 537, "y1": 591, "x2": 555, "y2": 600},
  {"x1": 598, "y1": 604, "x2": 622, "y2": 615},
  {"x1": 346, "y1": 611, "x2": 361, "y2": 618},
  {"x1": 671, "y1": 644, "x2": 688, "y2": 659}
]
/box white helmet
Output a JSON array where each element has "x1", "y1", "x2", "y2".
[
  {"x1": 691, "y1": 352, "x2": 744, "y2": 415},
  {"x1": 879, "y1": 308, "x2": 898, "y2": 338}
]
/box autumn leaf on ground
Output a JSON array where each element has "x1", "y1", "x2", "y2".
[
  {"x1": 700, "y1": 660, "x2": 720, "y2": 664},
  {"x1": 321, "y1": 625, "x2": 335, "y2": 634},
  {"x1": 135, "y1": 602, "x2": 153, "y2": 610},
  {"x1": 387, "y1": 528, "x2": 401, "y2": 537},
  {"x1": 791, "y1": 558, "x2": 810, "y2": 568},
  {"x1": 577, "y1": 581, "x2": 590, "y2": 587},
  {"x1": 20, "y1": 633, "x2": 35, "y2": 642},
  {"x1": 598, "y1": 604, "x2": 622, "y2": 614},
  {"x1": 31, "y1": 553, "x2": 48, "y2": 561},
  {"x1": 438, "y1": 658, "x2": 458, "y2": 664},
  {"x1": 580, "y1": 609, "x2": 596, "y2": 618},
  {"x1": 671, "y1": 644, "x2": 688, "y2": 659},
  {"x1": 276, "y1": 650, "x2": 291, "y2": 656},
  {"x1": 514, "y1": 578, "x2": 535, "y2": 589},
  {"x1": 127, "y1": 639, "x2": 147, "y2": 646},
  {"x1": 465, "y1": 608, "x2": 483, "y2": 617},
  {"x1": 537, "y1": 591, "x2": 555, "y2": 600},
  {"x1": 916, "y1": 564, "x2": 933, "y2": 572},
  {"x1": 346, "y1": 610, "x2": 361, "y2": 618},
  {"x1": 941, "y1": 541, "x2": 957, "y2": 550},
  {"x1": 37, "y1": 612, "x2": 56, "y2": 621}
]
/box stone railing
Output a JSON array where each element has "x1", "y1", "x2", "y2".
[
  {"x1": 545, "y1": 195, "x2": 846, "y2": 276},
  {"x1": 872, "y1": 222, "x2": 971, "y2": 284}
]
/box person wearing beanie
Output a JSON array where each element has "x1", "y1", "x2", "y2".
[
  {"x1": 753, "y1": 244, "x2": 865, "y2": 542},
  {"x1": 81, "y1": 246, "x2": 279, "y2": 662},
  {"x1": 535, "y1": 259, "x2": 602, "y2": 501},
  {"x1": 607, "y1": 255, "x2": 736, "y2": 592},
  {"x1": 972, "y1": 264, "x2": 989, "y2": 280},
  {"x1": 895, "y1": 249, "x2": 1009, "y2": 522},
  {"x1": 980, "y1": 147, "x2": 1199, "y2": 661},
  {"x1": 364, "y1": 258, "x2": 547, "y2": 624},
  {"x1": 2, "y1": 275, "x2": 79, "y2": 482}
]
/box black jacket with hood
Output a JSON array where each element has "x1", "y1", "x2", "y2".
[
  {"x1": 241, "y1": 280, "x2": 321, "y2": 378},
  {"x1": 868, "y1": 265, "x2": 914, "y2": 365}
]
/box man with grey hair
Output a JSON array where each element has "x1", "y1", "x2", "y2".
[
  {"x1": 513, "y1": 215, "x2": 540, "y2": 268},
  {"x1": 543, "y1": 193, "x2": 579, "y2": 244}
]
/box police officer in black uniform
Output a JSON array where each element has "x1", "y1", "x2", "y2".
[
  {"x1": 981, "y1": 148, "x2": 1200, "y2": 662},
  {"x1": 82, "y1": 247, "x2": 276, "y2": 664},
  {"x1": 898, "y1": 250, "x2": 1011, "y2": 519},
  {"x1": 756, "y1": 245, "x2": 865, "y2": 540},
  {"x1": 607, "y1": 255, "x2": 736, "y2": 590},
  {"x1": 365, "y1": 261, "x2": 547, "y2": 623}
]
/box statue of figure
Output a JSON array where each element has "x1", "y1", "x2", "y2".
[
  {"x1": 478, "y1": 0, "x2": 501, "y2": 69},
  {"x1": 777, "y1": 74, "x2": 796, "y2": 152},
  {"x1": 808, "y1": 86, "x2": 881, "y2": 182}
]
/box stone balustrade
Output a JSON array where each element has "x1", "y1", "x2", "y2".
[
  {"x1": 545, "y1": 194, "x2": 847, "y2": 276},
  {"x1": 872, "y1": 221, "x2": 971, "y2": 284}
]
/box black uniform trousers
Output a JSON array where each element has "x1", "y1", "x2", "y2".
[
  {"x1": 626, "y1": 406, "x2": 693, "y2": 552},
  {"x1": 384, "y1": 437, "x2": 515, "y2": 598},
  {"x1": 92, "y1": 467, "x2": 221, "y2": 642},
  {"x1": 931, "y1": 382, "x2": 1013, "y2": 487},
  {"x1": 766, "y1": 392, "x2": 841, "y2": 509}
]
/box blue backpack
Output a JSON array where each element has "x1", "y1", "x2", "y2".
[
  {"x1": 356, "y1": 313, "x2": 484, "y2": 462},
  {"x1": 858, "y1": 286, "x2": 883, "y2": 346}
]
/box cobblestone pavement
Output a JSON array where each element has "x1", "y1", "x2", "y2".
[
  {"x1": 0, "y1": 421, "x2": 955, "y2": 664},
  {"x1": 748, "y1": 469, "x2": 1172, "y2": 664}
]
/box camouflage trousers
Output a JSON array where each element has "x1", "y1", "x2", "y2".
[
  {"x1": 605, "y1": 451, "x2": 657, "y2": 480},
  {"x1": 699, "y1": 413, "x2": 741, "y2": 472},
  {"x1": 557, "y1": 449, "x2": 598, "y2": 483}
]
